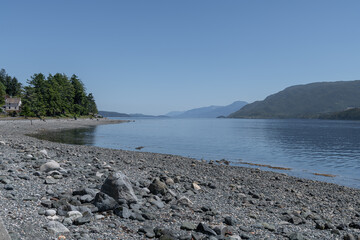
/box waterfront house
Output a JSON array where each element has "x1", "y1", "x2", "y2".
[{"x1": 2, "y1": 97, "x2": 22, "y2": 112}]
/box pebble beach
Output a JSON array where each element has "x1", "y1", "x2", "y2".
[{"x1": 0, "y1": 118, "x2": 360, "y2": 240}]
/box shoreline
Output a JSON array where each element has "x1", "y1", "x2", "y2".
[
  {"x1": 1, "y1": 118, "x2": 360, "y2": 239},
  {"x1": 26, "y1": 118, "x2": 358, "y2": 190}
]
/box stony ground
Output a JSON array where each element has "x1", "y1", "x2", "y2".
[{"x1": 0, "y1": 118, "x2": 360, "y2": 240}]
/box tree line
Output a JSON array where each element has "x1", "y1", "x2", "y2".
[{"x1": 1, "y1": 68, "x2": 98, "y2": 118}]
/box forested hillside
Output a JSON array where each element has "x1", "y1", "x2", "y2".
[
  {"x1": 229, "y1": 80, "x2": 360, "y2": 119},
  {"x1": 319, "y1": 108, "x2": 360, "y2": 120}
]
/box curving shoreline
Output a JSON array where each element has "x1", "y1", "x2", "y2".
[{"x1": 0, "y1": 118, "x2": 360, "y2": 239}]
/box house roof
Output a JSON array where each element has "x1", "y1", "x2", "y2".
[{"x1": 5, "y1": 98, "x2": 21, "y2": 104}]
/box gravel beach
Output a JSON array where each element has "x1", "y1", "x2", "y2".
[{"x1": 0, "y1": 118, "x2": 359, "y2": 240}]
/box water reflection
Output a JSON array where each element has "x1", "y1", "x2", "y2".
[
  {"x1": 30, "y1": 127, "x2": 96, "y2": 145},
  {"x1": 261, "y1": 119, "x2": 360, "y2": 180}
]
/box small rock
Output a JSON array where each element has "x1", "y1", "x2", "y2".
[
  {"x1": 44, "y1": 177, "x2": 57, "y2": 185},
  {"x1": 192, "y1": 182, "x2": 201, "y2": 191},
  {"x1": 177, "y1": 196, "x2": 192, "y2": 206},
  {"x1": 288, "y1": 232, "x2": 305, "y2": 240},
  {"x1": 315, "y1": 220, "x2": 325, "y2": 230},
  {"x1": 73, "y1": 211, "x2": 92, "y2": 225},
  {"x1": 349, "y1": 222, "x2": 360, "y2": 229},
  {"x1": 94, "y1": 192, "x2": 118, "y2": 212},
  {"x1": 224, "y1": 216, "x2": 237, "y2": 226},
  {"x1": 262, "y1": 222, "x2": 275, "y2": 231},
  {"x1": 165, "y1": 177, "x2": 175, "y2": 185},
  {"x1": 45, "y1": 209, "x2": 57, "y2": 216},
  {"x1": 40, "y1": 160, "x2": 60, "y2": 172},
  {"x1": 44, "y1": 221, "x2": 70, "y2": 234},
  {"x1": 149, "y1": 178, "x2": 168, "y2": 195},
  {"x1": 114, "y1": 206, "x2": 132, "y2": 219},
  {"x1": 138, "y1": 226, "x2": 156, "y2": 238},
  {"x1": 66, "y1": 211, "x2": 82, "y2": 221},
  {"x1": 62, "y1": 218, "x2": 73, "y2": 226},
  {"x1": 196, "y1": 222, "x2": 217, "y2": 236},
  {"x1": 148, "y1": 197, "x2": 165, "y2": 209},
  {"x1": 39, "y1": 149, "x2": 48, "y2": 157},
  {"x1": 79, "y1": 194, "x2": 93, "y2": 203},
  {"x1": 0, "y1": 177, "x2": 11, "y2": 184},
  {"x1": 4, "y1": 184, "x2": 13, "y2": 190},
  {"x1": 130, "y1": 211, "x2": 145, "y2": 222},
  {"x1": 41, "y1": 199, "x2": 52, "y2": 208},
  {"x1": 343, "y1": 233, "x2": 356, "y2": 240},
  {"x1": 181, "y1": 222, "x2": 197, "y2": 231},
  {"x1": 213, "y1": 225, "x2": 233, "y2": 236},
  {"x1": 95, "y1": 214, "x2": 105, "y2": 220}
]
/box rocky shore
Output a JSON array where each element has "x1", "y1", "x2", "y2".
[{"x1": 0, "y1": 118, "x2": 360, "y2": 240}]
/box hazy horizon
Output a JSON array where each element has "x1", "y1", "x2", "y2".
[{"x1": 2, "y1": 1, "x2": 360, "y2": 115}]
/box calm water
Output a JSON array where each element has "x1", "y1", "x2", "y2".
[{"x1": 34, "y1": 118, "x2": 360, "y2": 188}]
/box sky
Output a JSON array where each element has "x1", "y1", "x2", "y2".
[{"x1": 1, "y1": 1, "x2": 360, "y2": 115}]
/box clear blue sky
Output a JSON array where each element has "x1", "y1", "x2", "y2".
[{"x1": 1, "y1": 1, "x2": 360, "y2": 115}]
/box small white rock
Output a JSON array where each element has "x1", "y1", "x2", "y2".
[
  {"x1": 177, "y1": 196, "x2": 193, "y2": 206},
  {"x1": 45, "y1": 209, "x2": 57, "y2": 216},
  {"x1": 95, "y1": 172, "x2": 104, "y2": 178},
  {"x1": 66, "y1": 211, "x2": 82, "y2": 221},
  {"x1": 62, "y1": 217, "x2": 73, "y2": 226},
  {"x1": 44, "y1": 221, "x2": 69, "y2": 234},
  {"x1": 40, "y1": 160, "x2": 60, "y2": 172},
  {"x1": 39, "y1": 149, "x2": 48, "y2": 156},
  {"x1": 95, "y1": 214, "x2": 105, "y2": 220},
  {"x1": 192, "y1": 182, "x2": 201, "y2": 191},
  {"x1": 46, "y1": 215, "x2": 60, "y2": 221}
]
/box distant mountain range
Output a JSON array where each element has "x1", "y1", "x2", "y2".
[
  {"x1": 167, "y1": 101, "x2": 248, "y2": 118},
  {"x1": 98, "y1": 111, "x2": 130, "y2": 117},
  {"x1": 229, "y1": 80, "x2": 360, "y2": 119},
  {"x1": 98, "y1": 111, "x2": 168, "y2": 118}
]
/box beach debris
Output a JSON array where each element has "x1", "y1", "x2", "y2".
[
  {"x1": 238, "y1": 161, "x2": 292, "y2": 170},
  {"x1": 313, "y1": 173, "x2": 336, "y2": 177}
]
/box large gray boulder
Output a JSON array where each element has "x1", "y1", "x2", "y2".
[{"x1": 100, "y1": 171, "x2": 138, "y2": 203}]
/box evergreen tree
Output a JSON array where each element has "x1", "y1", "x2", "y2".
[
  {"x1": 0, "y1": 69, "x2": 22, "y2": 96},
  {"x1": 0, "y1": 82, "x2": 5, "y2": 106},
  {"x1": 22, "y1": 73, "x2": 47, "y2": 117},
  {"x1": 86, "y1": 93, "x2": 98, "y2": 114},
  {"x1": 71, "y1": 74, "x2": 87, "y2": 115},
  {"x1": 52, "y1": 73, "x2": 75, "y2": 115},
  {"x1": 19, "y1": 71, "x2": 96, "y2": 118},
  {"x1": 7, "y1": 77, "x2": 22, "y2": 97}
]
